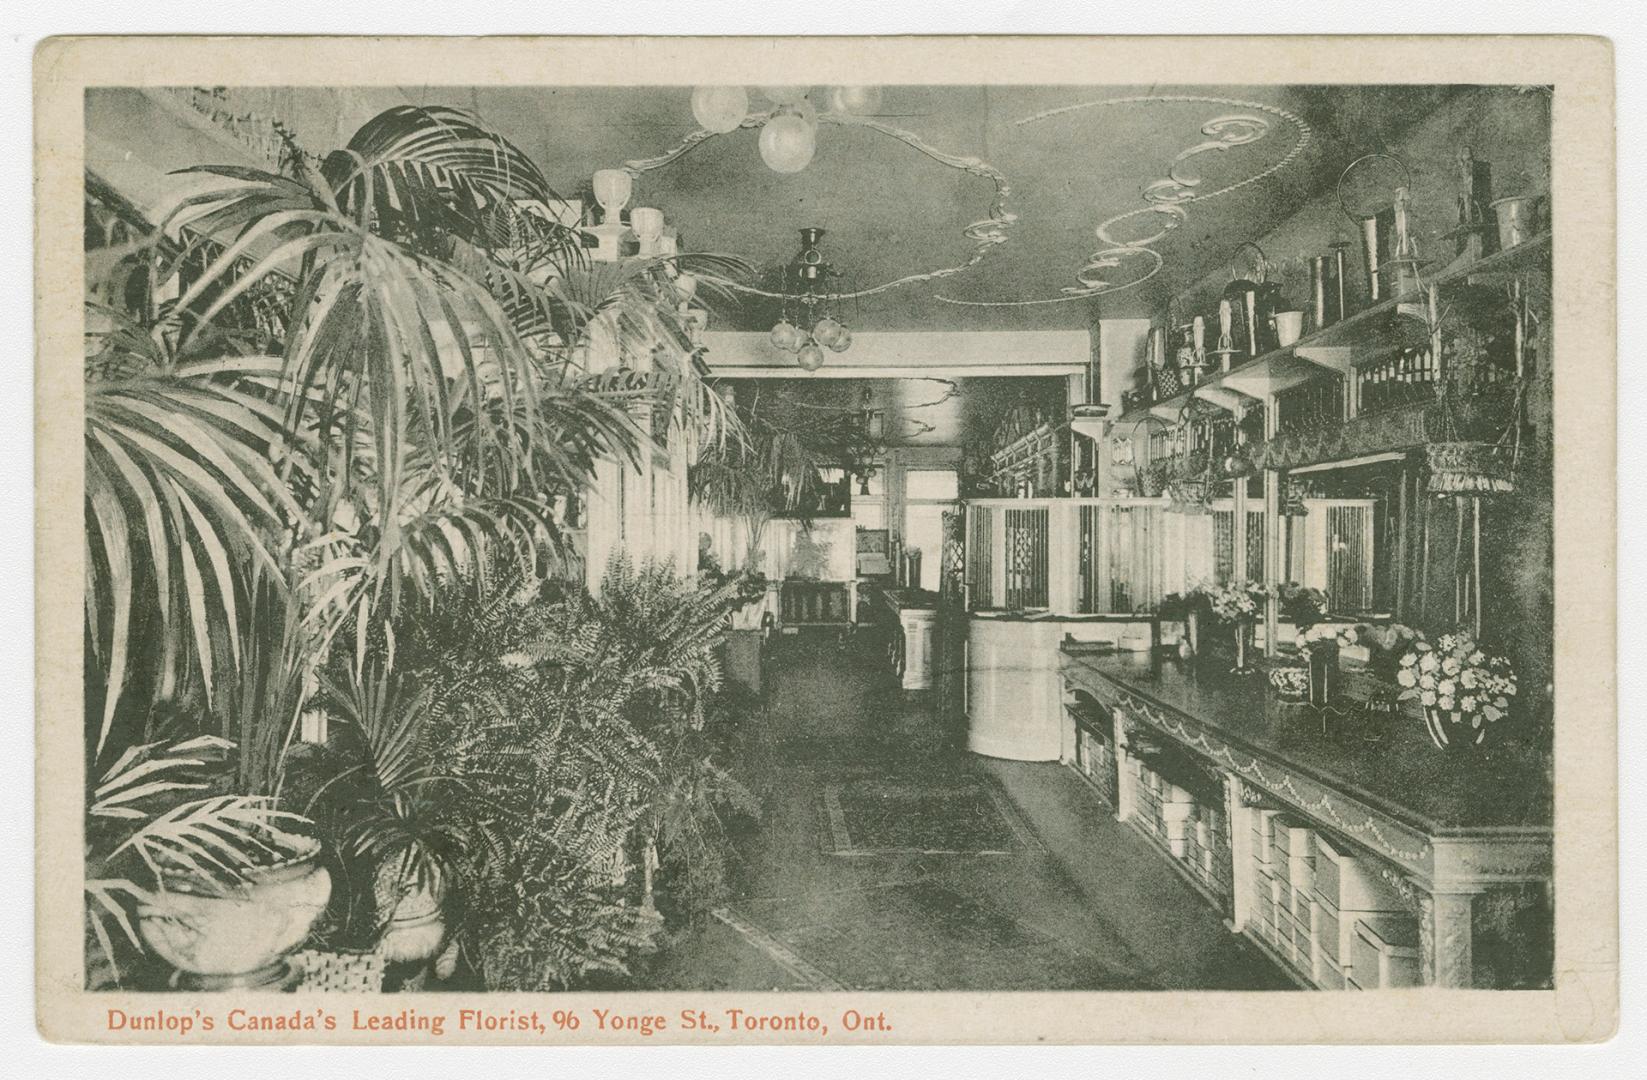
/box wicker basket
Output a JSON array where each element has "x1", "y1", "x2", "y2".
[
  {"x1": 1427, "y1": 440, "x2": 1516, "y2": 494},
  {"x1": 1139, "y1": 460, "x2": 1171, "y2": 497},
  {"x1": 1165, "y1": 477, "x2": 1212, "y2": 515}
]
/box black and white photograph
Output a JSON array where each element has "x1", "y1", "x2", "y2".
[{"x1": 31, "y1": 34, "x2": 1618, "y2": 1046}]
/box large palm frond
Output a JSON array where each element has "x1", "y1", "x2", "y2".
[
  {"x1": 85, "y1": 734, "x2": 313, "y2": 986},
  {"x1": 85, "y1": 354, "x2": 306, "y2": 756},
  {"x1": 159, "y1": 172, "x2": 549, "y2": 525},
  {"x1": 322, "y1": 105, "x2": 575, "y2": 258}
]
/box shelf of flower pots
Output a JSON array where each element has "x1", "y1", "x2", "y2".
[{"x1": 1118, "y1": 232, "x2": 1552, "y2": 428}]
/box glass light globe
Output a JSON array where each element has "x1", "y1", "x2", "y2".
[
  {"x1": 811, "y1": 316, "x2": 846, "y2": 349},
  {"x1": 690, "y1": 86, "x2": 749, "y2": 134},
  {"x1": 630, "y1": 207, "x2": 665, "y2": 244},
  {"x1": 761, "y1": 86, "x2": 810, "y2": 105},
  {"x1": 796, "y1": 340, "x2": 826, "y2": 371},
  {"x1": 591, "y1": 169, "x2": 632, "y2": 218},
  {"x1": 826, "y1": 326, "x2": 852, "y2": 353},
  {"x1": 827, "y1": 86, "x2": 883, "y2": 115},
  {"x1": 759, "y1": 113, "x2": 816, "y2": 174},
  {"x1": 770, "y1": 320, "x2": 804, "y2": 352}
]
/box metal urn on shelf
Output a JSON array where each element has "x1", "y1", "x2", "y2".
[
  {"x1": 1222, "y1": 241, "x2": 1283, "y2": 359},
  {"x1": 1337, "y1": 153, "x2": 1423, "y2": 304}
]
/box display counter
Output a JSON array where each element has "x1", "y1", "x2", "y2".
[
  {"x1": 870, "y1": 586, "x2": 941, "y2": 690},
  {"x1": 963, "y1": 612, "x2": 1158, "y2": 761},
  {"x1": 1061, "y1": 647, "x2": 1553, "y2": 989}
]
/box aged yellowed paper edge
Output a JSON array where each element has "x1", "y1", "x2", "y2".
[{"x1": 35, "y1": 34, "x2": 1618, "y2": 1045}]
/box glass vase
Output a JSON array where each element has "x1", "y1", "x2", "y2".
[
  {"x1": 1423, "y1": 706, "x2": 1484, "y2": 751},
  {"x1": 1307, "y1": 642, "x2": 1339, "y2": 707},
  {"x1": 1231, "y1": 619, "x2": 1254, "y2": 675}
]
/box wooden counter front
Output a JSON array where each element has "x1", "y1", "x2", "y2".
[{"x1": 1061, "y1": 647, "x2": 1554, "y2": 988}]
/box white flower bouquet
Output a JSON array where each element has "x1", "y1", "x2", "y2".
[
  {"x1": 1198, "y1": 579, "x2": 1268, "y2": 674},
  {"x1": 1396, "y1": 629, "x2": 1518, "y2": 749},
  {"x1": 1202, "y1": 579, "x2": 1268, "y2": 623}
]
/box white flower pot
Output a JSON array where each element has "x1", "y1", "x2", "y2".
[{"x1": 138, "y1": 844, "x2": 331, "y2": 989}]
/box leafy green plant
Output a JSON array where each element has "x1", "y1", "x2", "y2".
[
  {"x1": 84, "y1": 101, "x2": 759, "y2": 989},
  {"x1": 357, "y1": 555, "x2": 756, "y2": 989},
  {"x1": 306, "y1": 658, "x2": 508, "y2": 933},
  {"x1": 86, "y1": 103, "x2": 745, "y2": 764},
  {"x1": 85, "y1": 735, "x2": 315, "y2": 986}
]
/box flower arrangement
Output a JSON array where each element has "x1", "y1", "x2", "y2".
[
  {"x1": 1202, "y1": 579, "x2": 1268, "y2": 623},
  {"x1": 1273, "y1": 582, "x2": 1328, "y2": 631},
  {"x1": 1338, "y1": 622, "x2": 1420, "y2": 673},
  {"x1": 1199, "y1": 579, "x2": 1267, "y2": 674},
  {"x1": 1299, "y1": 622, "x2": 1341, "y2": 651},
  {"x1": 1396, "y1": 629, "x2": 1518, "y2": 749}
]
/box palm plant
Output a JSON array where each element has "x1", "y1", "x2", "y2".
[
  {"x1": 304, "y1": 656, "x2": 511, "y2": 948},
  {"x1": 83, "y1": 101, "x2": 757, "y2": 987},
  {"x1": 691, "y1": 384, "x2": 881, "y2": 568},
  {"x1": 86, "y1": 103, "x2": 747, "y2": 766},
  {"x1": 85, "y1": 734, "x2": 313, "y2": 986}
]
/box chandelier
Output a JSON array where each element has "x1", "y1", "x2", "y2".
[
  {"x1": 690, "y1": 85, "x2": 885, "y2": 174},
  {"x1": 768, "y1": 228, "x2": 856, "y2": 371}
]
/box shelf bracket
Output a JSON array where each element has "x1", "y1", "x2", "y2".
[{"x1": 1293, "y1": 345, "x2": 1355, "y2": 377}]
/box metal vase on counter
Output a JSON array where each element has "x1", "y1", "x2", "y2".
[
  {"x1": 1356, "y1": 207, "x2": 1396, "y2": 302},
  {"x1": 1222, "y1": 281, "x2": 1281, "y2": 359},
  {"x1": 1231, "y1": 619, "x2": 1255, "y2": 675}
]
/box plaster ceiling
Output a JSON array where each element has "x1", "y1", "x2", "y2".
[
  {"x1": 201, "y1": 83, "x2": 1452, "y2": 331},
  {"x1": 91, "y1": 82, "x2": 1454, "y2": 448}
]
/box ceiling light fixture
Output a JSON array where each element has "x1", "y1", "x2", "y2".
[
  {"x1": 768, "y1": 227, "x2": 856, "y2": 370},
  {"x1": 686, "y1": 85, "x2": 888, "y2": 176},
  {"x1": 691, "y1": 86, "x2": 749, "y2": 134},
  {"x1": 624, "y1": 89, "x2": 1015, "y2": 300},
  {"x1": 758, "y1": 108, "x2": 816, "y2": 174}
]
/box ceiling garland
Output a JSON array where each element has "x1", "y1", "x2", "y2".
[{"x1": 934, "y1": 94, "x2": 1312, "y2": 308}]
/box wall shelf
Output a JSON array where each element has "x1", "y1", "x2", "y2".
[{"x1": 1119, "y1": 233, "x2": 1551, "y2": 426}]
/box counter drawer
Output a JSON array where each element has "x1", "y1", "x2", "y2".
[{"x1": 1349, "y1": 915, "x2": 1422, "y2": 989}]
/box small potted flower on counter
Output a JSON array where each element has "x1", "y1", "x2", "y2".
[
  {"x1": 1272, "y1": 582, "x2": 1334, "y2": 705},
  {"x1": 1396, "y1": 628, "x2": 1519, "y2": 751},
  {"x1": 1203, "y1": 579, "x2": 1268, "y2": 674}
]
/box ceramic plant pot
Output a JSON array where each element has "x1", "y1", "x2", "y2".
[
  {"x1": 374, "y1": 858, "x2": 448, "y2": 965},
  {"x1": 137, "y1": 841, "x2": 331, "y2": 989}
]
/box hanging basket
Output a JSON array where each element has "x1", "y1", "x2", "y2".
[
  {"x1": 1427, "y1": 440, "x2": 1516, "y2": 495},
  {"x1": 1138, "y1": 459, "x2": 1171, "y2": 497},
  {"x1": 1164, "y1": 477, "x2": 1212, "y2": 515}
]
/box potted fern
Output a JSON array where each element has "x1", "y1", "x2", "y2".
[{"x1": 83, "y1": 103, "x2": 748, "y2": 985}]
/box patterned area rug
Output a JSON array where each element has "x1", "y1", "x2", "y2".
[
  {"x1": 731, "y1": 880, "x2": 1150, "y2": 991},
  {"x1": 818, "y1": 777, "x2": 1045, "y2": 856}
]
